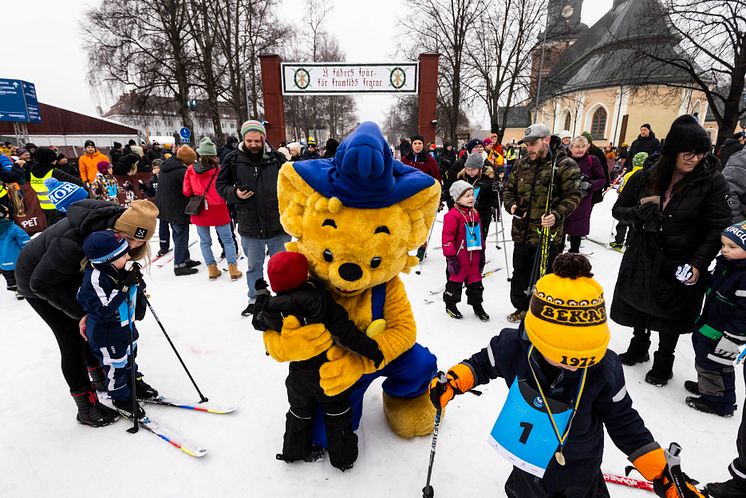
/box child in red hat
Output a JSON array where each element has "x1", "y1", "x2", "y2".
[{"x1": 252, "y1": 250, "x2": 384, "y2": 471}]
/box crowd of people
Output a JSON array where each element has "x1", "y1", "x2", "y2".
[{"x1": 3, "y1": 112, "x2": 746, "y2": 497}]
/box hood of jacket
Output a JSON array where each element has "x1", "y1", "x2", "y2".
[
  {"x1": 636, "y1": 132, "x2": 657, "y2": 142},
  {"x1": 161, "y1": 156, "x2": 187, "y2": 173},
  {"x1": 65, "y1": 199, "x2": 125, "y2": 237}
]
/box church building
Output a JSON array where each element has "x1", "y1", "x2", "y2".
[{"x1": 501, "y1": 0, "x2": 714, "y2": 146}]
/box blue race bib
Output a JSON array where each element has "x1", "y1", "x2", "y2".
[
  {"x1": 106, "y1": 184, "x2": 118, "y2": 198},
  {"x1": 465, "y1": 221, "x2": 482, "y2": 251},
  {"x1": 487, "y1": 378, "x2": 571, "y2": 478},
  {"x1": 473, "y1": 186, "x2": 481, "y2": 207},
  {"x1": 118, "y1": 285, "x2": 138, "y2": 327}
]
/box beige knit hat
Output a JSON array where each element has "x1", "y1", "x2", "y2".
[{"x1": 115, "y1": 200, "x2": 159, "y2": 243}]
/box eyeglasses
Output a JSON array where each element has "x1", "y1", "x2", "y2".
[{"x1": 680, "y1": 151, "x2": 707, "y2": 161}]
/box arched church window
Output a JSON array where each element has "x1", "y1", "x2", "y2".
[
  {"x1": 564, "y1": 112, "x2": 571, "y2": 131},
  {"x1": 591, "y1": 107, "x2": 607, "y2": 140}
]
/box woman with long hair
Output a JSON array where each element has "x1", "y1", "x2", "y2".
[{"x1": 611, "y1": 115, "x2": 731, "y2": 386}]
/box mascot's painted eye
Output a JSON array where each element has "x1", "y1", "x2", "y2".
[
  {"x1": 323, "y1": 249, "x2": 334, "y2": 263},
  {"x1": 370, "y1": 257, "x2": 381, "y2": 269}
]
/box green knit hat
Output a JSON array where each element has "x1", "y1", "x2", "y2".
[
  {"x1": 197, "y1": 136, "x2": 217, "y2": 157},
  {"x1": 240, "y1": 119, "x2": 266, "y2": 139},
  {"x1": 632, "y1": 152, "x2": 649, "y2": 168}
]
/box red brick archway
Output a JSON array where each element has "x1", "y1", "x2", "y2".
[{"x1": 259, "y1": 53, "x2": 439, "y2": 146}]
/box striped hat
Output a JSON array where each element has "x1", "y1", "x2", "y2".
[
  {"x1": 83, "y1": 230, "x2": 129, "y2": 265},
  {"x1": 240, "y1": 120, "x2": 266, "y2": 139}
]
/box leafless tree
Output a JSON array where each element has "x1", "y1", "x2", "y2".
[
  {"x1": 83, "y1": 0, "x2": 197, "y2": 130},
  {"x1": 400, "y1": 0, "x2": 484, "y2": 145},
  {"x1": 465, "y1": 0, "x2": 546, "y2": 140},
  {"x1": 212, "y1": 0, "x2": 290, "y2": 128},
  {"x1": 283, "y1": 0, "x2": 357, "y2": 142},
  {"x1": 634, "y1": 0, "x2": 746, "y2": 146}
]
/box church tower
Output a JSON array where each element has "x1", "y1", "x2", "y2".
[{"x1": 530, "y1": 0, "x2": 587, "y2": 98}]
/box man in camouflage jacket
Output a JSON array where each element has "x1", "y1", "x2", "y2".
[{"x1": 502, "y1": 123, "x2": 582, "y2": 321}]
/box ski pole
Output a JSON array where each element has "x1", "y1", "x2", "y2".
[
  {"x1": 422, "y1": 372, "x2": 446, "y2": 498},
  {"x1": 416, "y1": 220, "x2": 437, "y2": 275},
  {"x1": 125, "y1": 293, "x2": 139, "y2": 434},
  {"x1": 664, "y1": 442, "x2": 698, "y2": 497},
  {"x1": 493, "y1": 187, "x2": 512, "y2": 281},
  {"x1": 143, "y1": 293, "x2": 209, "y2": 403}
]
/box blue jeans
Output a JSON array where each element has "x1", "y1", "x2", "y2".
[
  {"x1": 241, "y1": 233, "x2": 291, "y2": 300},
  {"x1": 158, "y1": 220, "x2": 170, "y2": 253},
  {"x1": 197, "y1": 224, "x2": 238, "y2": 265},
  {"x1": 171, "y1": 223, "x2": 191, "y2": 268}
]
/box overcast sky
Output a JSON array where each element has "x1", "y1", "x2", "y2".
[{"x1": 6, "y1": 0, "x2": 613, "y2": 128}]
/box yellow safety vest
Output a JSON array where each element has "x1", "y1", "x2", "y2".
[
  {"x1": 0, "y1": 183, "x2": 6, "y2": 199},
  {"x1": 30, "y1": 169, "x2": 55, "y2": 210}
]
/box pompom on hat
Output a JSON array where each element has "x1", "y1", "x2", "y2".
[
  {"x1": 267, "y1": 251, "x2": 309, "y2": 293},
  {"x1": 44, "y1": 178, "x2": 89, "y2": 213},
  {"x1": 524, "y1": 254, "x2": 610, "y2": 368}
]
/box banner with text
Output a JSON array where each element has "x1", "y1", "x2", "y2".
[{"x1": 281, "y1": 63, "x2": 418, "y2": 95}]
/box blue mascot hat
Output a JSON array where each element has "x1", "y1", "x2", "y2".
[
  {"x1": 44, "y1": 178, "x2": 89, "y2": 212},
  {"x1": 291, "y1": 121, "x2": 435, "y2": 208}
]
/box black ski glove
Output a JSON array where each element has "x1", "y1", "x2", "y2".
[{"x1": 119, "y1": 268, "x2": 140, "y2": 288}]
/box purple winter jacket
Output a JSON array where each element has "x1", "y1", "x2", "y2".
[{"x1": 564, "y1": 153, "x2": 606, "y2": 236}]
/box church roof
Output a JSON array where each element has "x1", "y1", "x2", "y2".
[{"x1": 541, "y1": 0, "x2": 695, "y2": 100}]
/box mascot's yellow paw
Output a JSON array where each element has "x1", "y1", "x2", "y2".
[
  {"x1": 366, "y1": 319, "x2": 387, "y2": 338},
  {"x1": 382, "y1": 391, "x2": 436, "y2": 438},
  {"x1": 263, "y1": 316, "x2": 333, "y2": 362},
  {"x1": 320, "y1": 346, "x2": 377, "y2": 396}
]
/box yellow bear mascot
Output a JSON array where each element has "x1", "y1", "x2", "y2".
[{"x1": 264, "y1": 121, "x2": 441, "y2": 441}]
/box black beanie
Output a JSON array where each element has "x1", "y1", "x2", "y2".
[
  {"x1": 36, "y1": 146, "x2": 57, "y2": 165},
  {"x1": 325, "y1": 138, "x2": 339, "y2": 154},
  {"x1": 410, "y1": 134, "x2": 425, "y2": 143},
  {"x1": 641, "y1": 123, "x2": 652, "y2": 131},
  {"x1": 661, "y1": 115, "x2": 711, "y2": 157}
]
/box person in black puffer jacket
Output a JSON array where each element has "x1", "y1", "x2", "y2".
[
  {"x1": 611, "y1": 115, "x2": 731, "y2": 386},
  {"x1": 627, "y1": 124, "x2": 662, "y2": 164},
  {"x1": 15, "y1": 199, "x2": 159, "y2": 428},
  {"x1": 155, "y1": 146, "x2": 200, "y2": 276},
  {"x1": 217, "y1": 119, "x2": 291, "y2": 316}
]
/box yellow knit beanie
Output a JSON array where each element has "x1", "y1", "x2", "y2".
[{"x1": 524, "y1": 254, "x2": 610, "y2": 368}]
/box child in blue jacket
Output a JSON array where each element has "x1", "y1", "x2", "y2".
[
  {"x1": 685, "y1": 221, "x2": 746, "y2": 418},
  {"x1": 77, "y1": 230, "x2": 157, "y2": 419},
  {"x1": 430, "y1": 254, "x2": 704, "y2": 498},
  {"x1": 0, "y1": 204, "x2": 30, "y2": 298}
]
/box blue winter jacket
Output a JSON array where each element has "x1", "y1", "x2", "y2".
[
  {"x1": 696, "y1": 255, "x2": 746, "y2": 341},
  {"x1": 461, "y1": 328, "x2": 657, "y2": 494},
  {"x1": 0, "y1": 218, "x2": 30, "y2": 270},
  {"x1": 76, "y1": 263, "x2": 145, "y2": 338}
]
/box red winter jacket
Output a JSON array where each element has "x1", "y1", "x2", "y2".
[
  {"x1": 442, "y1": 205, "x2": 482, "y2": 284},
  {"x1": 182, "y1": 165, "x2": 230, "y2": 227},
  {"x1": 402, "y1": 152, "x2": 442, "y2": 183}
]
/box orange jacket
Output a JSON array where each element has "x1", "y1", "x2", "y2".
[{"x1": 78, "y1": 150, "x2": 109, "y2": 184}]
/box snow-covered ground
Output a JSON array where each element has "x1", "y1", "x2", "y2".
[{"x1": 2, "y1": 193, "x2": 740, "y2": 497}]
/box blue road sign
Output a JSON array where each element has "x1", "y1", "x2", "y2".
[
  {"x1": 0, "y1": 79, "x2": 41, "y2": 123},
  {"x1": 179, "y1": 127, "x2": 191, "y2": 140}
]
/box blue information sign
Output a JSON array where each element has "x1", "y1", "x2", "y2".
[
  {"x1": 179, "y1": 127, "x2": 191, "y2": 140},
  {"x1": 0, "y1": 79, "x2": 41, "y2": 123}
]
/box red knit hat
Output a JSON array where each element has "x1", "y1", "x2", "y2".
[{"x1": 267, "y1": 251, "x2": 309, "y2": 293}]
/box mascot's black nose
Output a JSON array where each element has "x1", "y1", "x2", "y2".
[{"x1": 338, "y1": 263, "x2": 363, "y2": 282}]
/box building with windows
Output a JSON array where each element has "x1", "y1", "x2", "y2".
[
  {"x1": 103, "y1": 93, "x2": 241, "y2": 143},
  {"x1": 500, "y1": 0, "x2": 713, "y2": 146}
]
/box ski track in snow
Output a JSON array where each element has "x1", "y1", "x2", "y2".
[{"x1": 1, "y1": 193, "x2": 739, "y2": 497}]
